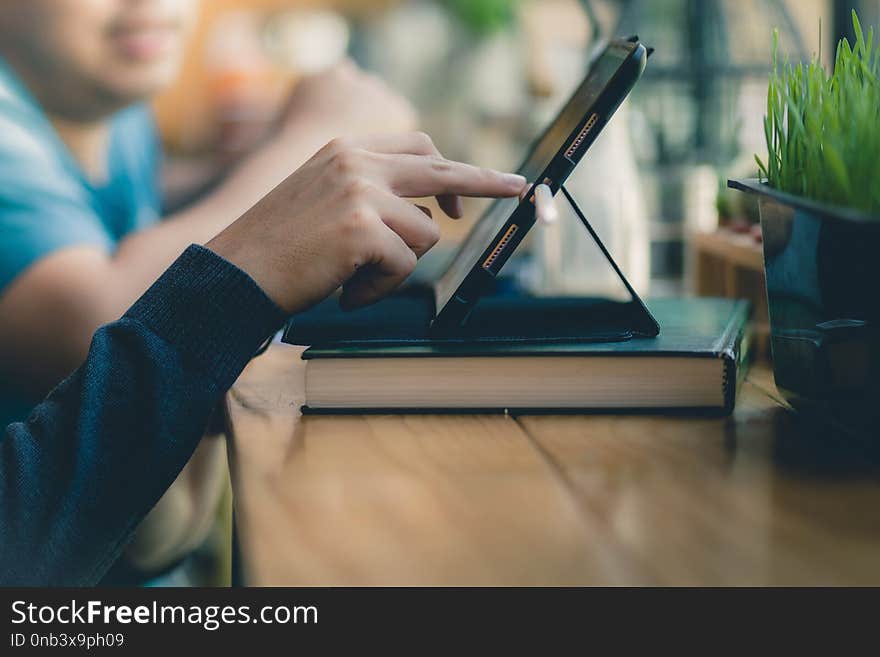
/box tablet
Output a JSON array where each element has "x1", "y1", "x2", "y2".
[{"x1": 431, "y1": 37, "x2": 650, "y2": 330}]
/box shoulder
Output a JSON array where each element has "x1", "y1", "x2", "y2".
[
  {"x1": 0, "y1": 68, "x2": 88, "y2": 206},
  {"x1": 0, "y1": 81, "x2": 111, "y2": 292}
]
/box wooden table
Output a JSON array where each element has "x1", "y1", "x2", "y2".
[{"x1": 225, "y1": 343, "x2": 880, "y2": 586}]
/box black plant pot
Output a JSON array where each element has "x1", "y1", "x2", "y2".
[{"x1": 729, "y1": 179, "x2": 880, "y2": 440}]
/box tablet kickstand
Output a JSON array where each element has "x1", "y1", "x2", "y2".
[{"x1": 559, "y1": 184, "x2": 659, "y2": 336}]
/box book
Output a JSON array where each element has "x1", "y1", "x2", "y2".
[{"x1": 291, "y1": 298, "x2": 751, "y2": 415}]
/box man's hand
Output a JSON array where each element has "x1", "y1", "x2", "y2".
[
  {"x1": 207, "y1": 133, "x2": 526, "y2": 315},
  {"x1": 278, "y1": 60, "x2": 417, "y2": 143}
]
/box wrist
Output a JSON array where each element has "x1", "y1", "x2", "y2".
[
  {"x1": 126, "y1": 244, "x2": 285, "y2": 388},
  {"x1": 206, "y1": 225, "x2": 293, "y2": 315}
]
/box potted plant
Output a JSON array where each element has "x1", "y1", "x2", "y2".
[{"x1": 728, "y1": 11, "x2": 880, "y2": 438}]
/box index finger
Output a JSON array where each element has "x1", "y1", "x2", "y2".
[
  {"x1": 379, "y1": 154, "x2": 527, "y2": 202},
  {"x1": 348, "y1": 133, "x2": 465, "y2": 217}
]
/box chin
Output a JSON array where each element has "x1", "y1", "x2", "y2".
[{"x1": 100, "y1": 60, "x2": 181, "y2": 104}]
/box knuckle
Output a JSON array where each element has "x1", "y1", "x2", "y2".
[
  {"x1": 429, "y1": 156, "x2": 453, "y2": 175},
  {"x1": 339, "y1": 222, "x2": 370, "y2": 270},
  {"x1": 344, "y1": 204, "x2": 374, "y2": 234},
  {"x1": 402, "y1": 248, "x2": 418, "y2": 274},
  {"x1": 413, "y1": 131, "x2": 435, "y2": 152},
  {"x1": 324, "y1": 136, "x2": 349, "y2": 155},
  {"x1": 419, "y1": 221, "x2": 441, "y2": 251},
  {"x1": 341, "y1": 175, "x2": 373, "y2": 201},
  {"x1": 428, "y1": 221, "x2": 442, "y2": 245},
  {"x1": 331, "y1": 147, "x2": 363, "y2": 176}
]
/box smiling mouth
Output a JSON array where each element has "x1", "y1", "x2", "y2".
[{"x1": 107, "y1": 20, "x2": 182, "y2": 61}]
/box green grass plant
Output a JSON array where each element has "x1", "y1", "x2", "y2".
[{"x1": 756, "y1": 10, "x2": 880, "y2": 215}]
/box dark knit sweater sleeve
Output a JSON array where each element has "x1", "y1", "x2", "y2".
[{"x1": 0, "y1": 245, "x2": 284, "y2": 585}]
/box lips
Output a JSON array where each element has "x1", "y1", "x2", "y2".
[{"x1": 107, "y1": 20, "x2": 181, "y2": 61}]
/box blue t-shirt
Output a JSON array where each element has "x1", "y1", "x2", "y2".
[{"x1": 0, "y1": 57, "x2": 162, "y2": 426}]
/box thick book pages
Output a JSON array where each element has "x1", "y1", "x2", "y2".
[
  {"x1": 291, "y1": 298, "x2": 751, "y2": 415},
  {"x1": 305, "y1": 355, "x2": 726, "y2": 412}
]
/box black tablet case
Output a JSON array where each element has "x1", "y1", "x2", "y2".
[
  {"x1": 283, "y1": 186, "x2": 660, "y2": 347},
  {"x1": 284, "y1": 292, "x2": 650, "y2": 345}
]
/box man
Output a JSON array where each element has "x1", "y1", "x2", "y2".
[
  {"x1": 0, "y1": 133, "x2": 529, "y2": 585},
  {"x1": 0, "y1": 1, "x2": 415, "y2": 581}
]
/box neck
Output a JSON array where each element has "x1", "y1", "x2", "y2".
[
  {"x1": 1, "y1": 50, "x2": 113, "y2": 182},
  {"x1": 49, "y1": 115, "x2": 111, "y2": 184}
]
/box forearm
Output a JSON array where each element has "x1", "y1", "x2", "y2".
[
  {"x1": 102, "y1": 124, "x2": 322, "y2": 314},
  {"x1": 0, "y1": 246, "x2": 283, "y2": 585}
]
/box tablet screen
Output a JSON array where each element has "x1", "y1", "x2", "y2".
[{"x1": 434, "y1": 39, "x2": 637, "y2": 313}]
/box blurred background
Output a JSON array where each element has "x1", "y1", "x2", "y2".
[{"x1": 155, "y1": 0, "x2": 879, "y2": 344}]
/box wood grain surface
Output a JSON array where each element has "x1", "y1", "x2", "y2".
[{"x1": 226, "y1": 342, "x2": 880, "y2": 585}]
